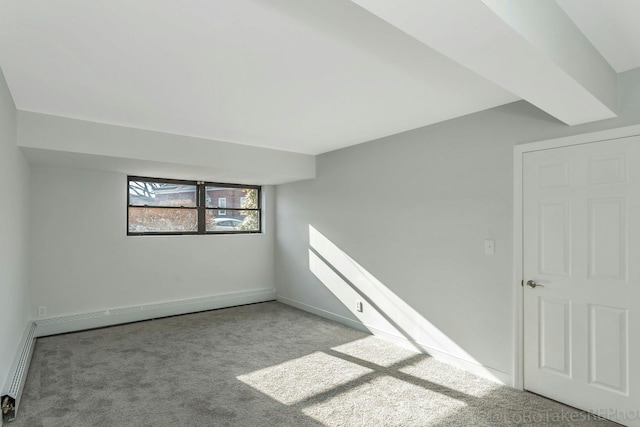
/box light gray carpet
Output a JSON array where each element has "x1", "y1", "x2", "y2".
[{"x1": 12, "y1": 302, "x2": 615, "y2": 426}]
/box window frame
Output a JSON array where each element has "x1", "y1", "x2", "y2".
[{"x1": 127, "y1": 176, "x2": 262, "y2": 236}]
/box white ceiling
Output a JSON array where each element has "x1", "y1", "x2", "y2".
[
  {"x1": 0, "y1": 0, "x2": 638, "y2": 155},
  {"x1": 556, "y1": 0, "x2": 640, "y2": 73}
]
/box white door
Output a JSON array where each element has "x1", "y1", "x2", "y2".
[{"x1": 523, "y1": 136, "x2": 640, "y2": 426}]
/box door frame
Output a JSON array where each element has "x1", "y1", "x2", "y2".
[{"x1": 512, "y1": 123, "x2": 640, "y2": 390}]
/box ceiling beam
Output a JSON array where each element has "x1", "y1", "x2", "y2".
[
  {"x1": 17, "y1": 111, "x2": 316, "y2": 185},
  {"x1": 350, "y1": 0, "x2": 617, "y2": 125}
]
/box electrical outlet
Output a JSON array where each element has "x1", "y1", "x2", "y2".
[
  {"x1": 37, "y1": 306, "x2": 47, "y2": 318},
  {"x1": 356, "y1": 301, "x2": 363, "y2": 313}
]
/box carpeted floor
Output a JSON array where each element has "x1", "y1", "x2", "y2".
[{"x1": 12, "y1": 301, "x2": 615, "y2": 426}]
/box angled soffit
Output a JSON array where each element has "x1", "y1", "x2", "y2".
[{"x1": 351, "y1": 0, "x2": 618, "y2": 126}]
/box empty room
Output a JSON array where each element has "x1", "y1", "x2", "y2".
[{"x1": 1, "y1": 1, "x2": 639, "y2": 426}]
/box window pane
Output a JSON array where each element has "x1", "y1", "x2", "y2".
[
  {"x1": 128, "y1": 207, "x2": 197, "y2": 233},
  {"x1": 206, "y1": 209, "x2": 260, "y2": 232},
  {"x1": 205, "y1": 186, "x2": 258, "y2": 209},
  {"x1": 129, "y1": 181, "x2": 197, "y2": 207}
]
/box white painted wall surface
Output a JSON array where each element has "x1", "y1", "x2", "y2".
[
  {"x1": 17, "y1": 111, "x2": 315, "y2": 185},
  {"x1": 29, "y1": 167, "x2": 275, "y2": 317},
  {"x1": 0, "y1": 68, "x2": 31, "y2": 390},
  {"x1": 275, "y1": 68, "x2": 640, "y2": 384}
]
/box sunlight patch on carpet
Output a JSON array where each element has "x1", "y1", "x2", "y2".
[
  {"x1": 331, "y1": 335, "x2": 420, "y2": 367},
  {"x1": 237, "y1": 351, "x2": 372, "y2": 405},
  {"x1": 302, "y1": 375, "x2": 465, "y2": 426},
  {"x1": 399, "y1": 356, "x2": 501, "y2": 398}
]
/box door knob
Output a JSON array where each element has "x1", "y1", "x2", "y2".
[{"x1": 526, "y1": 280, "x2": 544, "y2": 289}]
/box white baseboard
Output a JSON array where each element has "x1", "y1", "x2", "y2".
[
  {"x1": 35, "y1": 288, "x2": 276, "y2": 337},
  {"x1": 277, "y1": 295, "x2": 370, "y2": 332},
  {"x1": 2, "y1": 322, "x2": 37, "y2": 422},
  {"x1": 277, "y1": 295, "x2": 513, "y2": 386}
]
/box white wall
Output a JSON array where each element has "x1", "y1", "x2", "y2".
[
  {"x1": 29, "y1": 166, "x2": 275, "y2": 317},
  {"x1": 18, "y1": 111, "x2": 315, "y2": 185},
  {"x1": 0, "y1": 68, "x2": 31, "y2": 390},
  {"x1": 275, "y1": 67, "x2": 640, "y2": 384}
]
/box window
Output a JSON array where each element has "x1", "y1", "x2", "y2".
[
  {"x1": 205, "y1": 184, "x2": 260, "y2": 233},
  {"x1": 128, "y1": 176, "x2": 261, "y2": 235}
]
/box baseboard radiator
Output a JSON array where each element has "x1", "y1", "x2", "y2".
[
  {"x1": 35, "y1": 288, "x2": 277, "y2": 337},
  {"x1": 1, "y1": 322, "x2": 37, "y2": 422}
]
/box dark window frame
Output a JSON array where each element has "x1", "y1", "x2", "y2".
[{"x1": 127, "y1": 176, "x2": 262, "y2": 236}]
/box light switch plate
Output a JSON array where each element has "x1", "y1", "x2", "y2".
[{"x1": 484, "y1": 240, "x2": 495, "y2": 255}]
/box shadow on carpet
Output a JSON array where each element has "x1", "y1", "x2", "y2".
[{"x1": 12, "y1": 302, "x2": 616, "y2": 426}]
